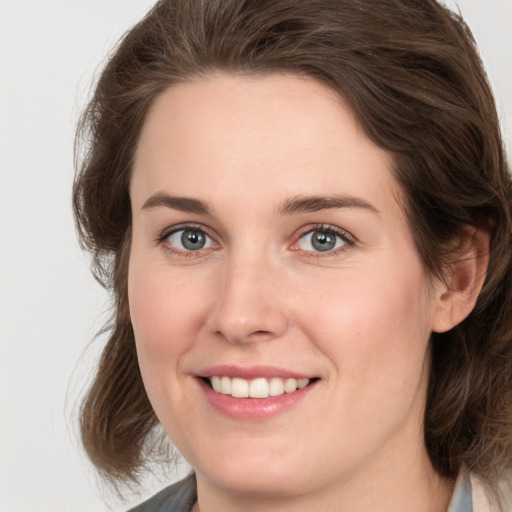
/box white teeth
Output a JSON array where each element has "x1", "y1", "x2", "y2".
[
  {"x1": 249, "y1": 378, "x2": 269, "y2": 398},
  {"x1": 269, "y1": 377, "x2": 285, "y2": 396},
  {"x1": 284, "y1": 378, "x2": 298, "y2": 393},
  {"x1": 231, "y1": 378, "x2": 249, "y2": 398},
  {"x1": 298, "y1": 378, "x2": 309, "y2": 389},
  {"x1": 207, "y1": 376, "x2": 311, "y2": 398},
  {"x1": 211, "y1": 376, "x2": 221, "y2": 392},
  {"x1": 220, "y1": 376, "x2": 231, "y2": 394}
]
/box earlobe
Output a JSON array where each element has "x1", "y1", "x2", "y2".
[{"x1": 431, "y1": 226, "x2": 490, "y2": 333}]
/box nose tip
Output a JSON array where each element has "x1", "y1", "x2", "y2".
[
  {"x1": 215, "y1": 318, "x2": 280, "y2": 345},
  {"x1": 206, "y1": 262, "x2": 289, "y2": 345}
]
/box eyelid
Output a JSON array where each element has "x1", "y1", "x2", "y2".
[
  {"x1": 157, "y1": 222, "x2": 210, "y2": 241},
  {"x1": 155, "y1": 222, "x2": 356, "y2": 257},
  {"x1": 290, "y1": 223, "x2": 357, "y2": 256},
  {"x1": 156, "y1": 223, "x2": 220, "y2": 255}
]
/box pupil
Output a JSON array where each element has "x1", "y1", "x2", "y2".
[
  {"x1": 181, "y1": 230, "x2": 205, "y2": 250},
  {"x1": 312, "y1": 231, "x2": 336, "y2": 252}
]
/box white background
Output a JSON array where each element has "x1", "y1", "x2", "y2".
[{"x1": 0, "y1": 1, "x2": 511, "y2": 511}]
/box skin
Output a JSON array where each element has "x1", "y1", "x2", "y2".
[{"x1": 128, "y1": 73, "x2": 484, "y2": 511}]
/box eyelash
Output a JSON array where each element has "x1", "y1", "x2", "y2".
[
  {"x1": 293, "y1": 224, "x2": 356, "y2": 258},
  {"x1": 156, "y1": 223, "x2": 218, "y2": 258},
  {"x1": 156, "y1": 223, "x2": 356, "y2": 258}
]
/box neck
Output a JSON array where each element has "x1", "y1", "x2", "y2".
[{"x1": 192, "y1": 451, "x2": 454, "y2": 512}]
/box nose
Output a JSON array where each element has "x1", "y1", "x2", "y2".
[{"x1": 206, "y1": 252, "x2": 289, "y2": 344}]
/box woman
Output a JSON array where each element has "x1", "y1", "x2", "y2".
[{"x1": 73, "y1": 0, "x2": 512, "y2": 510}]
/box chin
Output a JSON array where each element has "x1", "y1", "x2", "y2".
[
  {"x1": 189, "y1": 439, "x2": 313, "y2": 498},
  {"x1": 201, "y1": 463, "x2": 308, "y2": 498}
]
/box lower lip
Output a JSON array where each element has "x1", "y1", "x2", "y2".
[{"x1": 197, "y1": 378, "x2": 317, "y2": 421}]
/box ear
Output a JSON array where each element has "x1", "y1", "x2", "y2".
[{"x1": 431, "y1": 226, "x2": 490, "y2": 333}]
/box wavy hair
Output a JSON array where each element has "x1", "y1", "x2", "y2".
[{"x1": 74, "y1": 0, "x2": 512, "y2": 491}]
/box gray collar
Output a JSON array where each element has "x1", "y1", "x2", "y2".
[{"x1": 448, "y1": 468, "x2": 473, "y2": 512}]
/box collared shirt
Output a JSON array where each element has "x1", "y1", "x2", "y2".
[
  {"x1": 128, "y1": 474, "x2": 196, "y2": 512},
  {"x1": 448, "y1": 469, "x2": 473, "y2": 512}
]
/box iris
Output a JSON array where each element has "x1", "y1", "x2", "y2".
[
  {"x1": 310, "y1": 231, "x2": 337, "y2": 252},
  {"x1": 181, "y1": 230, "x2": 206, "y2": 250}
]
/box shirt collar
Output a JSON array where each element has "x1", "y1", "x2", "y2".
[{"x1": 448, "y1": 467, "x2": 473, "y2": 512}]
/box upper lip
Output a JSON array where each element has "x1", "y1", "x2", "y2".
[{"x1": 196, "y1": 365, "x2": 313, "y2": 380}]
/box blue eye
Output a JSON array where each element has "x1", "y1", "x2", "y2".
[
  {"x1": 298, "y1": 229, "x2": 347, "y2": 252},
  {"x1": 166, "y1": 228, "x2": 214, "y2": 251}
]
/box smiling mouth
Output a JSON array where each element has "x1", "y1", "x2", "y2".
[{"x1": 202, "y1": 376, "x2": 319, "y2": 398}]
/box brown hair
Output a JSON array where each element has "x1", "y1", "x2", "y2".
[{"x1": 74, "y1": 0, "x2": 512, "y2": 490}]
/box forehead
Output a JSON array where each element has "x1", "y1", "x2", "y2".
[{"x1": 131, "y1": 73, "x2": 399, "y2": 216}]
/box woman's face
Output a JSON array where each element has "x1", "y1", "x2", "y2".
[{"x1": 129, "y1": 74, "x2": 444, "y2": 502}]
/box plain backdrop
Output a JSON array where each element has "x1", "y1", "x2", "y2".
[{"x1": 0, "y1": 1, "x2": 511, "y2": 511}]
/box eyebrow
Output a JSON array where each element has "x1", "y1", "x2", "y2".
[
  {"x1": 142, "y1": 192, "x2": 214, "y2": 215},
  {"x1": 278, "y1": 195, "x2": 379, "y2": 216},
  {"x1": 141, "y1": 192, "x2": 379, "y2": 217}
]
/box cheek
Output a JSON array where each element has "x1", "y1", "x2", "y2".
[
  {"x1": 296, "y1": 259, "x2": 433, "y2": 390},
  {"x1": 128, "y1": 259, "x2": 205, "y2": 367}
]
